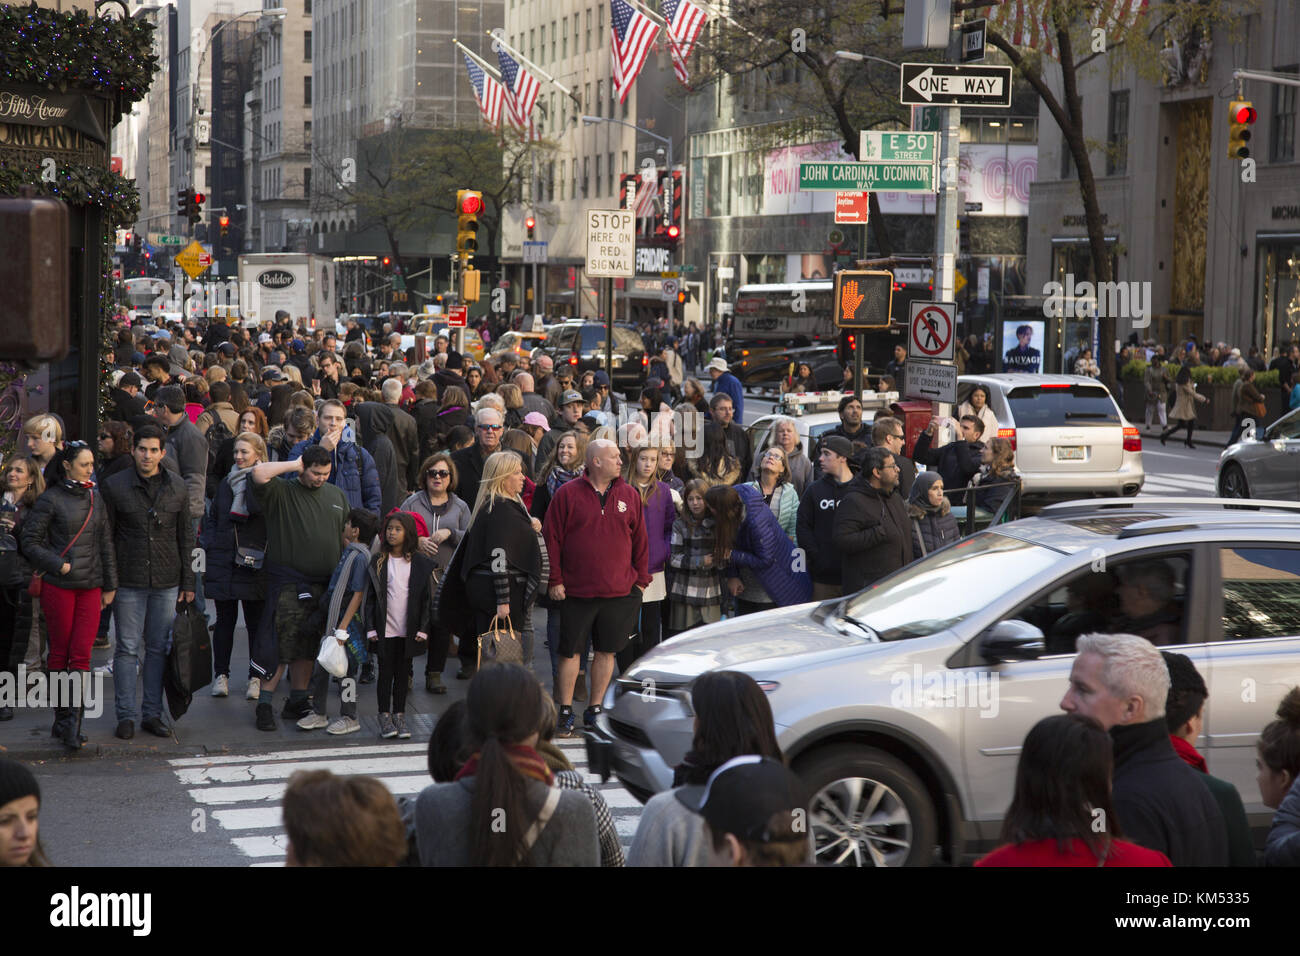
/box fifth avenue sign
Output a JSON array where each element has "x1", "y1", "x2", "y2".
[{"x1": 899, "y1": 63, "x2": 1012, "y2": 107}]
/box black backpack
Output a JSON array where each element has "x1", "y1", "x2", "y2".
[{"x1": 204, "y1": 415, "x2": 234, "y2": 475}]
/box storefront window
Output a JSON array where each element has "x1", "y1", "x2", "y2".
[{"x1": 1256, "y1": 238, "x2": 1300, "y2": 355}]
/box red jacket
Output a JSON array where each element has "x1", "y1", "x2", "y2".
[
  {"x1": 975, "y1": 838, "x2": 1171, "y2": 867},
  {"x1": 543, "y1": 475, "x2": 650, "y2": 598}
]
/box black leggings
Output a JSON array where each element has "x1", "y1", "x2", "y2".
[
  {"x1": 0, "y1": 586, "x2": 32, "y2": 675},
  {"x1": 1161, "y1": 418, "x2": 1197, "y2": 443},
  {"x1": 376, "y1": 639, "x2": 411, "y2": 714},
  {"x1": 212, "y1": 598, "x2": 266, "y2": 678}
]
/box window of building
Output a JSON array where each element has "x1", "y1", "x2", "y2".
[
  {"x1": 305, "y1": 0, "x2": 311, "y2": 13},
  {"x1": 305, "y1": 30, "x2": 312, "y2": 61},
  {"x1": 551, "y1": 21, "x2": 556, "y2": 62},
  {"x1": 586, "y1": 8, "x2": 591, "y2": 52},
  {"x1": 539, "y1": 25, "x2": 546, "y2": 65},
  {"x1": 529, "y1": 29, "x2": 535, "y2": 62},
  {"x1": 584, "y1": 82, "x2": 590, "y2": 112},
  {"x1": 304, "y1": 120, "x2": 311, "y2": 145},
  {"x1": 562, "y1": 17, "x2": 567, "y2": 59},
  {"x1": 572, "y1": 161, "x2": 577, "y2": 198},
  {"x1": 304, "y1": 76, "x2": 312, "y2": 106},
  {"x1": 304, "y1": 167, "x2": 311, "y2": 197},
  {"x1": 560, "y1": 159, "x2": 566, "y2": 201},
  {"x1": 607, "y1": 152, "x2": 614, "y2": 196},
  {"x1": 360, "y1": 49, "x2": 365, "y2": 86},
  {"x1": 1107, "y1": 90, "x2": 1129, "y2": 175},
  {"x1": 583, "y1": 157, "x2": 590, "y2": 196},
  {"x1": 1271, "y1": 67, "x2": 1297, "y2": 163}
]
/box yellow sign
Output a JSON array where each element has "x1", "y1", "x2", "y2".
[
  {"x1": 175, "y1": 240, "x2": 213, "y2": 280},
  {"x1": 954, "y1": 269, "x2": 967, "y2": 295}
]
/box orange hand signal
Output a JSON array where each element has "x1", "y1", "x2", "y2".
[{"x1": 841, "y1": 280, "x2": 864, "y2": 320}]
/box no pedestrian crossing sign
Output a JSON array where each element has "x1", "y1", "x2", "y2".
[{"x1": 908, "y1": 300, "x2": 956, "y2": 361}]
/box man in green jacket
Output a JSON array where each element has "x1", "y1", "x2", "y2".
[{"x1": 1163, "y1": 652, "x2": 1256, "y2": 866}]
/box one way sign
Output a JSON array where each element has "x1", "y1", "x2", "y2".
[{"x1": 900, "y1": 63, "x2": 1012, "y2": 107}]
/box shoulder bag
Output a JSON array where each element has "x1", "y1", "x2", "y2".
[
  {"x1": 233, "y1": 525, "x2": 265, "y2": 570},
  {"x1": 28, "y1": 493, "x2": 94, "y2": 598},
  {"x1": 518, "y1": 786, "x2": 561, "y2": 861}
]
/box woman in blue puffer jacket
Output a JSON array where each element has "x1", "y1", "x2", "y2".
[{"x1": 704, "y1": 483, "x2": 811, "y2": 616}]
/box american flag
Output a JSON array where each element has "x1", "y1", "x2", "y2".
[
  {"x1": 496, "y1": 47, "x2": 541, "y2": 130},
  {"x1": 633, "y1": 169, "x2": 659, "y2": 219},
  {"x1": 610, "y1": 0, "x2": 660, "y2": 104},
  {"x1": 986, "y1": 0, "x2": 1146, "y2": 61},
  {"x1": 462, "y1": 52, "x2": 504, "y2": 128},
  {"x1": 661, "y1": 0, "x2": 707, "y2": 85}
]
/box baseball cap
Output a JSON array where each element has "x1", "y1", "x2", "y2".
[
  {"x1": 522, "y1": 412, "x2": 551, "y2": 432},
  {"x1": 152, "y1": 329, "x2": 172, "y2": 341},
  {"x1": 261, "y1": 365, "x2": 287, "y2": 382},
  {"x1": 217, "y1": 341, "x2": 237, "y2": 355},
  {"x1": 677, "y1": 756, "x2": 809, "y2": 845},
  {"x1": 819, "y1": 435, "x2": 854, "y2": 461},
  {"x1": 291, "y1": 339, "x2": 306, "y2": 353},
  {"x1": 559, "y1": 389, "x2": 583, "y2": 407},
  {"x1": 258, "y1": 333, "x2": 274, "y2": 345}
]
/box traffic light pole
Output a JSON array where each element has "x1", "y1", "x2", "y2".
[{"x1": 928, "y1": 16, "x2": 963, "y2": 422}]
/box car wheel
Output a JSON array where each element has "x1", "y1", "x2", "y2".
[
  {"x1": 1220, "y1": 462, "x2": 1250, "y2": 499},
  {"x1": 795, "y1": 745, "x2": 938, "y2": 867}
]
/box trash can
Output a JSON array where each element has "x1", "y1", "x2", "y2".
[{"x1": 890, "y1": 400, "x2": 933, "y2": 459}]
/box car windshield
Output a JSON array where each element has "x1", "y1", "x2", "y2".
[
  {"x1": 1006, "y1": 385, "x2": 1120, "y2": 427},
  {"x1": 840, "y1": 532, "x2": 1060, "y2": 640}
]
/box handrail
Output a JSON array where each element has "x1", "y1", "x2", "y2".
[{"x1": 953, "y1": 478, "x2": 1021, "y2": 536}]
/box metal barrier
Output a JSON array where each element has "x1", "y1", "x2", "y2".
[{"x1": 954, "y1": 478, "x2": 1022, "y2": 536}]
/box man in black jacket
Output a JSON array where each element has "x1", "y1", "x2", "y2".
[
  {"x1": 108, "y1": 371, "x2": 149, "y2": 428},
  {"x1": 102, "y1": 425, "x2": 196, "y2": 741},
  {"x1": 832, "y1": 446, "x2": 912, "y2": 594},
  {"x1": 450, "y1": 406, "x2": 503, "y2": 508},
  {"x1": 870, "y1": 416, "x2": 916, "y2": 499},
  {"x1": 1061, "y1": 632, "x2": 1228, "y2": 866},
  {"x1": 825, "y1": 394, "x2": 872, "y2": 448},
  {"x1": 910, "y1": 415, "x2": 984, "y2": 505},
  {"x1": 796, "y1": 436, "x2": 856, "y2": 601}
]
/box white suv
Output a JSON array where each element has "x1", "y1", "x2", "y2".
[{"x1": 959, "y1": 374, "x2": 1144, "y2": 498}]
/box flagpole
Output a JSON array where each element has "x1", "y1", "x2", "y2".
[
  {"x1": 691, "y1": 0, "x2": 770, "y2": 46},
  {"x1": 625, "y1": 0, "x2": 667, "y2": 27},
  {"x1": 453, "y1": 38, "x2": 503, "y2": 78},
  {"x1": 486, "y1": 30, "x2": 579, "y2": 103}
]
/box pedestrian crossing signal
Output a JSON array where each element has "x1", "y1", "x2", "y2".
[
  {"x1": 1228, "y1": 100, "x2": 1256, "y2": 159},
  {"x1": 833, "y1": 270, "x2": 893, "y2": 329}
]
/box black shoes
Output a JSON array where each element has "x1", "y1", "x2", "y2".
[
  {"x1": 281, "y1": 696, "x2": 313, "y2": 720},
  {"x1": 457, "y1": 664, "x2": 477, "y2": 681},
  {"x1": 426, "y1": 673, "x2": 446, "y2": 694},
  {"x1": 255, "y1": 702, "x2": 276, "y2": 731},
  {"x1": 358, "y1": 662, "x2": 376, "y2": 684},
  {"x1": 583, "y1": 705, "x2": 603, "y2": 729},
  {"x1": 141, "y1": 716, "x2": 170, "y2": 738},
  {"x1": 115, "y1": 719, "x2": 135, "y2": 740}
]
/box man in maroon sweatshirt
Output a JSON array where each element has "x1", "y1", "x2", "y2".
[{"x1": 544, "y1": 438, "x2": 650, "y2": 737}]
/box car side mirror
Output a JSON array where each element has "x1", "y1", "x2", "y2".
[{"x1": 980, "y1": 619, "x2": 1045, "y2": 662}]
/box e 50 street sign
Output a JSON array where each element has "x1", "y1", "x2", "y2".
[{"x1": 860, "y1": 131, "x2": 937, "y2": 164}]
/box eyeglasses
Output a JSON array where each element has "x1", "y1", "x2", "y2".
[{"x1": 427, "y1": 469, "x2": 451, "y2": 479}]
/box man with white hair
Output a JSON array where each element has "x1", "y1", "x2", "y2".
[
  {"x1": 449, "y1": 406, "x2": 503, "y2": 525},
  {"x1": 380, "y1": 378, "x2": 419, "y2": 493},
  {"x1": 543, "y1": 438, "x2": 649, "y2": 736},
  {"x1": 514, "y1": 370, "x2": 557, "y2": 423},
  {"x1": 1061, "y1": 633, "x2": 1228, "y2": 866}
]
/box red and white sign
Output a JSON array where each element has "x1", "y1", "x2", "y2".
[
  {"x1": 447, "y1": 306, "x2": 468, "y2": 328},
  {"x1": 908, "y1": 300, "x2": 956, "y2": 361},
  {"x1": 834, "y1": 191, "x2": 870, "y2": 224},
  {"x1": 197, "y1": 252, "x2": 213, "y2": 267}
]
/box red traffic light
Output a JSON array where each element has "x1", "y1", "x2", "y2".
[
  {"x1": 1232, "y1": 104, "x2": 1257, "y2": 124},
  {"x1": 381, "y1": 256, "x2": 391, "y2": 267},
  {"x1": 667, "y1": 224, "x2": 680, "y2": 239},
  {"x1": 218, "y1": 215, "x2": 230, "y2": 227},
  {"x1": 524, "y1": 216, "x2": 535, "y2": 230},
  {"x1": 461, "y1": 194, "x2": 483, "y2": 215},
  {"x1": 194, "y1": 192, "x2": 206, "y2": 205}
]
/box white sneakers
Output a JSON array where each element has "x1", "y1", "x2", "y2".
[
  {"x1": 211, "y1": 675, "x2": 229, "y2": 697},
  {"x1": 326, "y1": 716, "x2": 360, "y2": 735},
  {"x1": 296, "y1": 713, "x2": 330, "y2": 731},
  {"x1": 245, "y1": 678, "x2": 260, "y2": 700}
]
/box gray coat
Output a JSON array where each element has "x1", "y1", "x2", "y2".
[
  {"x1": 164, "y1": 416, "x2": 208, "y2": 519},
  {"x1": 414, "y1": 778, "x2": 599, "y2": 866},
  {"x1": 627, "y1": 788, "x2": 731, "y2": 867},
  {"x1": 397, "y1": 490, "x2": 470, "y2": 574}
]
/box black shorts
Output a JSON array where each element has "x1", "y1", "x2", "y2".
[{"x1": 558, "y1": 589, "x2": 642, "y2": 657}]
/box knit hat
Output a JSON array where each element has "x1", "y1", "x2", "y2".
[
  {"x1": 291, "y1": 339, "x2": 307, "y2": 353},
  {"x1": 446, "y1": 351, "x2": 464, "y2": 370},
  {"x1": 592, "y1": 370, "x2": 610, "y2": 387},
  {"x1": 0, "y1": 758, "x2": 40, "y2": 810}
]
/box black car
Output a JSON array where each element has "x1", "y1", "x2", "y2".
[
  {"x1": 542, "y1": 322, "x2": 647, "y2": 396},
  {"x1": 733, "y1": 344, "x2": 842, "y2": 389}
]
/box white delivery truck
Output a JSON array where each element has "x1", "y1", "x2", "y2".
[{"x1": 237, "y1": 253, "x2": 336, "y2": 330}]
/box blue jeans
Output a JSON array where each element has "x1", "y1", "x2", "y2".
[{"x1": 113, "y1": 586, "x2": 179, "y2": 722}]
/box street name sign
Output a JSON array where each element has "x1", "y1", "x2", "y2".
[
  {"x1": 860, "y1": 131, "x2": 938, "y2": 164},
  {"x1": 585, "y1": 209, "x2": 635, "y2": 277},
  {"x1": 905, "y1": 359, "x2": 958, "y2": 404},
  {"x1": 800, "y1": 161, "x2": 936, "y2": 193},
  {"x1": 900, "y1": 63, "x2": 1013, "y2": 107}
]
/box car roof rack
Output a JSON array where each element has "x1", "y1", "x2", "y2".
[
  {"x1": 1041, "y1": 496, "x2": 1300, "y2": 516},
  {"x1": 777, "y1": 389, "x2": 899, "y2": 417}
]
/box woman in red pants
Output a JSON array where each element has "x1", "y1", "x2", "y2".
[{"x1": 20, "y1": 442, "x2": 118, "y2": 750}]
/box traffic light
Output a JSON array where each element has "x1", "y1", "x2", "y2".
[
  {"x1": 658, "y1": 169, "x2": 683, "y2": 242},
  {"x1": 381, "y1": 255, "x2": 392, "y2": 272},
  {"x1": 456, "y1": 189, "x2": 483, "y2": 262},
  {"x1": 833, "y1": 270, "x2": 894, "y2": 329},
  {"x1": 676, "y1": 290, "x2": 686, "y2": 305},
  {"x1": 461, "y1": 266, "x2": 481, "y2": 303},
  {"x1": 177, "y1": 189, "x2": 189, "y2": 218},
  {"x1": 132, "y1": 233, "x2": 142, "y2": 254},
  {"x1": 218, "y1": 214, "x2": 229, "y2": 237},
  {"x1": 191, "y1": 192, "x2": 205, "y2": 225},
  {"x1": 1228, "y1": 100, "x2": 1256, "y2": 159},
  {"x1": 525, "y1": 215, "x2": 535, "y2": 240}
]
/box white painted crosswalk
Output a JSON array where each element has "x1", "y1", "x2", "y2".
[
  {"x1": 1138, "y1": 472, "x2": 1217, "y2": 497},
  {"x1": 171, "y1": 738, "x2": 642, "y2": 866}
]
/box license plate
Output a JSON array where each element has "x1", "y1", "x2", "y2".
[{"x1": 1055, "y1": 446, "x2": 1086, "y2": 461}]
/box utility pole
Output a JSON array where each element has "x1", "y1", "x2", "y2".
[{"x1": 931, "y1": 15, "x2": 962, "y2": 421}]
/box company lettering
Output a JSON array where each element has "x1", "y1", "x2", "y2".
[{"x1": 258, "y1": 269, "x2": 295, "y2": 289}]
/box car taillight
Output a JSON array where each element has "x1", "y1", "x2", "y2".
[
  {"x1": 569, "y1": 353, "x2": 578, "y2": 365},
  {"x1": 642, "y1": 354, "x2": 649, "y2": 367},
  {"x1": 1038, "y1": 383, "x2": 1072, "y2": 389},
  {"x1": 1123, "y1": 426, "x2": 1142, "y2": 452},
  {"x1": 997, "y1": 427, "x2": 1016, "y2": 451}
]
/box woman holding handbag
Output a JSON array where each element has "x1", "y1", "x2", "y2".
[
  {"x1": 200, "y1": 432, "x2": 269, "y2": 701},
  {"x1": 20, "y1": 443, "x2": 118, "y2": 750},
  {"x1": 414, "y1": 662, "x2": 599, "y2": 866},
  {"x1": 0, "y1": 458, "x2": 44, "y2": 721},
  {"x1": 435, "y1": 452, "x2": 542, "y2": 679},
  {"x1": 363, "y1": 512, "x2": 435, "y2": 741},
  {"x1": 1229, "y1": 367, "x2": 1267, "y2": 446}
]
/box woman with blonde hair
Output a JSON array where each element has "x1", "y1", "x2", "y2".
[
  {"x1": 436, "y1": 452, "x2": 545, "y2": 677},
  {"x1": 0, "y1": 458, "x2": 45, "y2": 718},
  {"x1": 281, "y1": 364, "x2": 304, "y2": 388},
  {"x1": 496, "y1": 383, "x2": 525, "y2": 430}
]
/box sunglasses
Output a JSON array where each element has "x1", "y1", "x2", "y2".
[
  {"x1": 477, "y1": 424, "x2": 503, "y2": 431},
  {"x1": 426, "y1": 469, "x2": 451, "y2": 479}
]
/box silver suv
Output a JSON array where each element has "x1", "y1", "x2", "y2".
[{"x1": 587, "y1": 498, "x2": 1300, "y2": 865}]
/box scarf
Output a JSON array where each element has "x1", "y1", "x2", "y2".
[
  {"x1": 454, "y1": 743, "x2": 554, "y2": 786},
  {"x1": 1169, "y1": 734, "x2": 1208, "y2": 773},
  {"x1": 546, "y1": 463, "x2": 583, "y2": 497},
  {"x1": 62, "y1": 479, "x2": 96, "y2": 491},
  {"x1": 227, "y1": 464, "x2": 254, "y2": 517}
]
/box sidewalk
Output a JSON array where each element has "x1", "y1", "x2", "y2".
[{"x1": 1, "y1": 606, "x2": 555, "y2": 762}]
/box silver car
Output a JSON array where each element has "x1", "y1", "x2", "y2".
[
  {"x1": 1218, "y1": 406, "x2": 1300, "y2": 500},
  {"x1": 958, "y1": 374, "x2": 1145, "y2": 498},
  {"x1": 588, "y1": 498, "x2": 1300, "y2": 865}
]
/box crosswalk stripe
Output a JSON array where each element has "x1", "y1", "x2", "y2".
[
  {"x1": 232, "y1": 834, "x2": 290, "y2": 858},
  {"x1": 189, "y1": 773, "x2": 430, "y2": 806},
  {"x1": 211, "y1": 807, "x2": 284, "y2": 831},
  {"x1": 169, "y1": 743, "x2": 427, "y2": 767},
  {"x1": 176, "y1": 754, "x2": 428, "y2": 785}
]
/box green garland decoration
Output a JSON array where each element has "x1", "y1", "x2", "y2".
[{"x1": 0, "y1": 2, "x2": 157, "y2": 461}]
